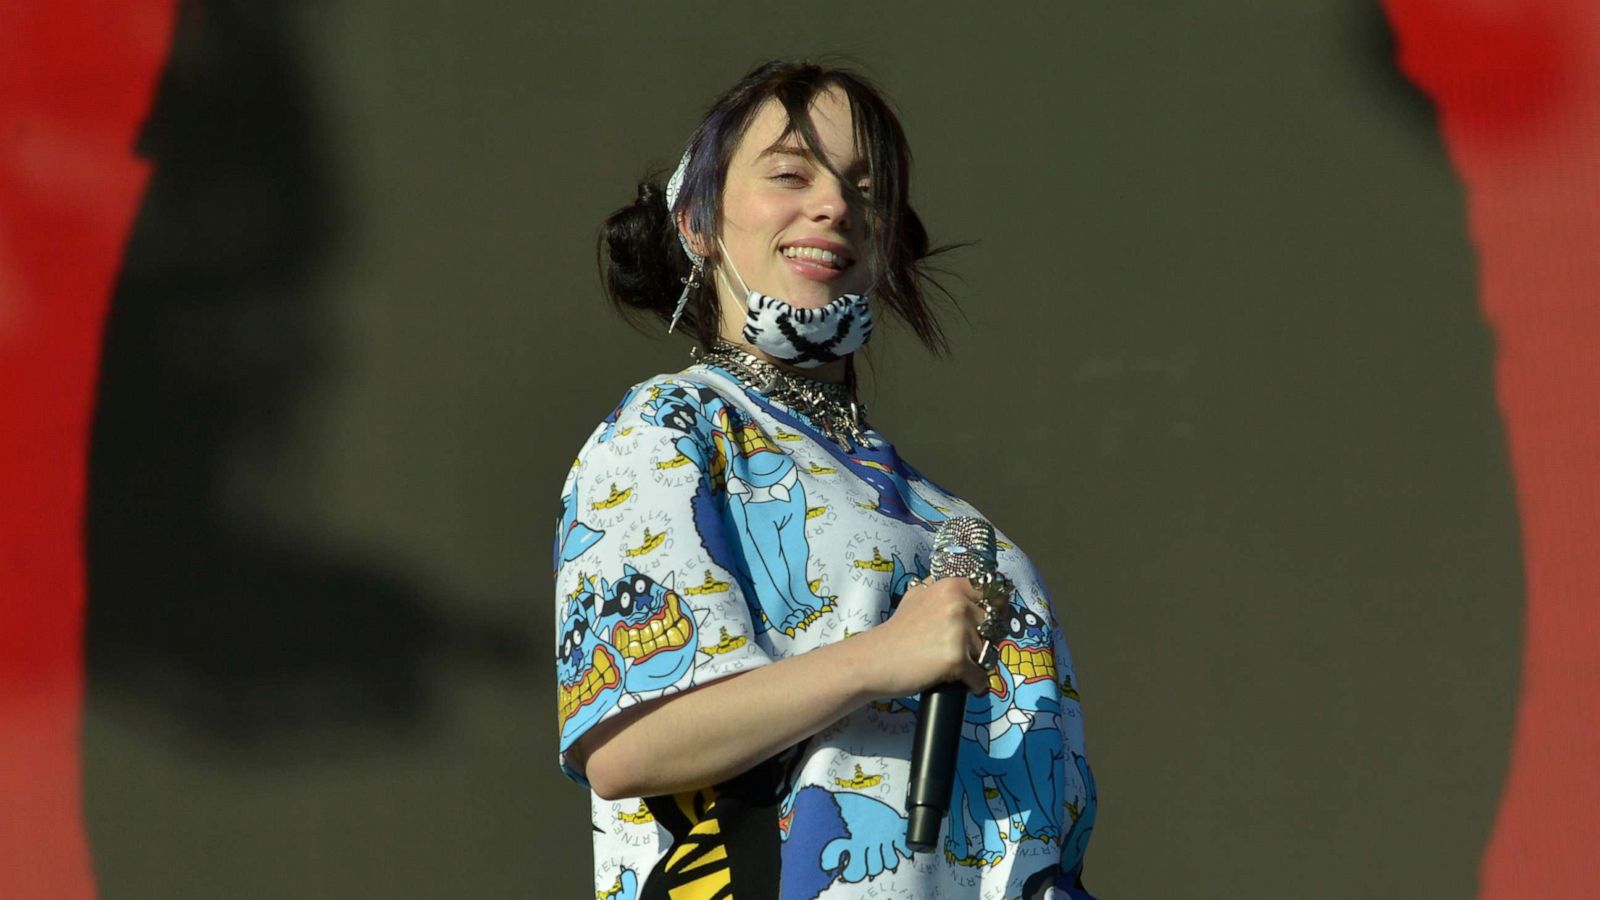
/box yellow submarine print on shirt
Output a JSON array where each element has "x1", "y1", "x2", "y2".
[
  {"x1": 685, "y1": 570, "x2": 730, "y2": 596},
  {"x1": 624, "y1": 527, "x2": 666, "y2": 558},
  {"x1": 852, "y1": 548, "x2": 894, "y2": 572},
  {"x1": 834, "y1": 764, "x2": 883, "y2": 789},
  {"x1": 591, "y1": 483, "x2": 632, "y2": 510},
  {"x1": 616, "y1": 801, "x2": 654, "y2": 825},
  {"x1": 656, "y1": 452, "x2": 692, "y2": 470},
  {"x1": 701, "y1": 626, "x2": 748, "y2": 656}
]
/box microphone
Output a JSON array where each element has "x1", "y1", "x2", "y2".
[{"x1": 905, "y1": 516, "x2": 1003, "y2": 853}]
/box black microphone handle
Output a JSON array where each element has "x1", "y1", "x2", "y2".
[
  {"x1": 903, "y1": 516, "x2": 995, "y2": 854},
  {"x1": 905, "y1": 680, "x2": 967, "y2": 852}
]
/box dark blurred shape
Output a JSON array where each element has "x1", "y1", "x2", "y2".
[
  {"x1": 1356, "y1": 2, "x2": 1439, "y2": 134},
  {"x1": 85, "y1": 0, "x2": 442, "y2": 746}
]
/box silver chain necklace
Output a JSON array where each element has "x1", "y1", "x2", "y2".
[{"x1": 689, "y1": 340, "x2": 871, "y2": 451}]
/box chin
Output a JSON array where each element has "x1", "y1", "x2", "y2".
[
  {"x1": 788, "y1": 294, "x2": 839, "y2": 310},
  {"x1": 795, "y1": 282, "x2": 866, "y2": 307},
  {"x1": 771, "y1": 285, "x2": 832, "y2": 309}
]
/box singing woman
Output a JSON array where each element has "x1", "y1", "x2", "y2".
[{"x1": 554, "y1": 59, "x2": 1099, "y2": 900}]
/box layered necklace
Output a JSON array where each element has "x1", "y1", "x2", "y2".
[{"x1": 690, "y1": 339, "x2": 871, "y2": 452}]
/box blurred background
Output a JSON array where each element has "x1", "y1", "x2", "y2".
[{"x1": 8, "y1": 1, "x2": 1599, "y2": 898}]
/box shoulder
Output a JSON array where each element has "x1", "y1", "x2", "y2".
[
  {"x1": 594, "y1": 371, "x2": 742, "y2": 435},
  {"x1": 568, "y1": 370, "x2": 743, "y2": 470}
]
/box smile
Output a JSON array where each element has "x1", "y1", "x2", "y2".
[{"x1": 780, "y1": 245, "x2": 852, "y2": 270}]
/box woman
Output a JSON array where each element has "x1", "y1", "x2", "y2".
[{"x1": 555, "y1": 60, "x2": 1098, "y2": 900}]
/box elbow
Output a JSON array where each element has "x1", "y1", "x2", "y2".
[
  {"x1": 586, "y1": 760, "x2": 631, "y2": 801},
  {"x1": 575, "y1": 735, "x2": 637, "y2": 801}
]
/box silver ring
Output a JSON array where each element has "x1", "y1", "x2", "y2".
[
  {"x1": 977, "y1": 608, "x2": 1006, "y2": 644},
  {"x1": 973, "y1": 571, "x2": 1016, "y2": 608}
]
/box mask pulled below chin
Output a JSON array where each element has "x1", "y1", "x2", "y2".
[
  {"x1": 739, "y1": 291, "x2": 873, "y2": 368},
  {"x1": 716, "y1": 237, "x2": 874, "y2": 369}
]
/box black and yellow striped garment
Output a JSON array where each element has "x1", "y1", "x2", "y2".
[{"x1": 636, "y1": 757, "x2": 789, "y2": 900}]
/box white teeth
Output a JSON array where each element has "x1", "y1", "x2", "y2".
[{"x1": 782, "y1": 245, "x2": 847, "y2": 268}]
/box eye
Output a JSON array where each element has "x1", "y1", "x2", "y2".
[
  {"x1": 632, "y1": 576, "x2": 650, "y2": 594},
  {"x1": 1008, "y1": 615, "x2": 1024, "y2": 637},
  {"x1": 617, "y1": 588, "x2": 634, "y2": 615},
  {"x1": 771, "y1": 169, "x2": 807, "y2": 185}
]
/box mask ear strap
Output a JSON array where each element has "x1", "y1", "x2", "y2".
[
  {"x1": 715, "y1": 236, "x2": 753, "y2": 298},
  {"x1": 713, "y1": 266, "x2": 747, "y2": 310}
]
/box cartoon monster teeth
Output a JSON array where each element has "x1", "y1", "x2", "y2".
[
  {"x1": 595, "y1": 567, "x2": 697, "y2": 692},
  {"x1": 557, "y1": 639, "x2": 623, "y2": 736},
  {"x1": 998, "y1": 640, "x2": 1056, "y2": 684}
]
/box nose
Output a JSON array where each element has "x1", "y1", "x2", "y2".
[{"x1": 808, "y1": 174, "x2": 852, "y2": 231}]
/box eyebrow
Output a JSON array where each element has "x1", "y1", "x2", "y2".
[{"x1": 757, "y1": 144, "x2": 869, "y2": 178}]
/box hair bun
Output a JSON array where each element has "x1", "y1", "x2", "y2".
[
  {"x1": 633, "y1": 180, "x2": 666, "y2": 210},
  {"x1": 598, "y1": 176, "x2": 688, "y2": 317}
]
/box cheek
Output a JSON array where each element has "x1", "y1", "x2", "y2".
[{"x1": 726, "y1": 190, "x2": 801, "y2": 244}]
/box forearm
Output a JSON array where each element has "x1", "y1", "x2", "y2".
[{"x1": 575, "y1": 635, "x2": 880, "y2": 800}]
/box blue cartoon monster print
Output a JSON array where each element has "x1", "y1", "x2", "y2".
[
  {"x1": 886, "y1": 551, "x2": 926, "y2": 614},
  {"x1": 641, "y1": 383, "x2": 831, "y2": 637},
  {"x1": 724, "y1": 421, "x2": 833, "y2": 636},
  {"x1": 1060, "y1": 752, "x2": 1098, "y2": 881},
  {"x1": 946, "y1": 600, "x2": 1068, "y2": 866},
  {"x1": 994, "y1": 604, "x2": 1072, "y2": 841},
  {"x1": 594, "y1": 564, "x2": 697, "y2": 695},
  {"x1": 554, "y1": 478, "x2": 604, "y2": 571},
  {"x1": 730, "y1": 389, "x2": 949, "y2": 530},
  {"x1": 556, "y1": 586, "x2": 624, "y2": 752},
  {"x1": 780, "y1": 785, "x2": 913, "y2": 900}
]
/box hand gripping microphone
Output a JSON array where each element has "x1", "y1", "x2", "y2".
[{"x1": 904, "y1": 516, "x2": 1008, "y2": 853}]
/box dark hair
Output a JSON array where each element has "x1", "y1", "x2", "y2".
[{"x1": 597, "y1": 59, "x2": 961, "y2": 355}]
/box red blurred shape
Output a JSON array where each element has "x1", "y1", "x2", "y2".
[
  {"x1": 0, "y1": 1, "x2": 177, "y2": 897},
  {"x1": 1387, "y1": 0, "x2": 1575, "y2": 140},
  {"x1": 1385, "y1": 1, "x2": 1600, "y2": 897}
]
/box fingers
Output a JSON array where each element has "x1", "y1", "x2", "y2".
[
  {"x1": 960, "y1": 658, "x2": 989, "y2": 695},
  {"x1": 963, "y1": 617, "x2": 987, "y2": 660},
  {"x1": 958, "y1": 625, "x2": 991, "y2": 695},
  {"x1": 899, "y1": 574, "x2": 1004, "y2": 697},
  {"x1": 912, "y1": 575, "x2": 985, "y2": 607}
]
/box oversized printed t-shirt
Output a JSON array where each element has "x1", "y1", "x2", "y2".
[{"x1": 554, "y1": 363, "x2": 1099, "y2": 900}]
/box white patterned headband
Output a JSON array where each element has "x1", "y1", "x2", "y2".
[{"x1": 664, "y1": 148, "x2": 704, "y2": 266}]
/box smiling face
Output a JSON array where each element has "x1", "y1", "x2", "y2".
[{"x1": 688, "y1": 87, "x2": 876, "y2": 329}]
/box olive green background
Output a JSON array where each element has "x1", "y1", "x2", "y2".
[{"x1": 83, "y1": 2, "x2": 1522, "y2": 898}]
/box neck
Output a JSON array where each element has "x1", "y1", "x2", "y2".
[{"x1": 714, "y1": 331, "x2": 849, "y2": 384}]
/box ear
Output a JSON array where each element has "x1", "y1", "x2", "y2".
[{"x1": 675, "y1": 208, "x2": 713, "y2": 259}]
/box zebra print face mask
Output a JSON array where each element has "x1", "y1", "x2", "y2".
[{"x1": 713, "y1": 236, "x2": 874, "y2": 369}]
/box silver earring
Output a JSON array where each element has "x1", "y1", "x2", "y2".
[{"x1": 667, "y1": 258, "x2": 703, "y2": 334}]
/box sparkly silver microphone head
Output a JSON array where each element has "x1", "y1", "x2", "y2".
[{"x1": 929, "y1": 517, "x2": 997, "y2": 580}]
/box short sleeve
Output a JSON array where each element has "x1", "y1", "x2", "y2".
[{"x1": 553, "y1": 377, "x2": 772, "y2": 787}]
